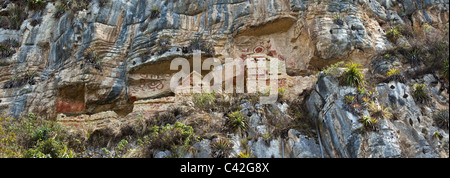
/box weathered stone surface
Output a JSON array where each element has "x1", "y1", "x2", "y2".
[
  {"x1": 193, "y1": 139, "x2": 212, "y2": 158},
  {"x1": 0, "y1": 0, "x2": 448, "y2": 158},
  {"x1": 307, "y1": 74, "x2": 448, "y2": 158},
  {"x1": 287, "y1": 129, "x2": 323, "y2": 158}
]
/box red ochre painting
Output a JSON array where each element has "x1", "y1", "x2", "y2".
[{"x1": 56, "y1": 98, "x2": 85, "y2": 114}]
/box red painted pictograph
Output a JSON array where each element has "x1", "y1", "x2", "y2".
[
  {"x1": 278, "y1": 54, "x2": 286, "y2": 61},
  {"x1": 56, "y1": 99, "x2": 85, "y2": 113},
  {"x1": 238, "y1": 39, "x2": 287, "y2": 63},
  {"x1": 268, "y1": 50, "x2": 277, "y2": 57},
  {"x1": 254, "y1": 46, "x2": 265, "y2": 53}
]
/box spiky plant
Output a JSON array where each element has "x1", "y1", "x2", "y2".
[
  {"x1": 344, "y1": 95, "x2": 356, "y2": 104},
  {"x1": 7, "y1": 7, "x2": 27, "y2": 30},
  {"x1": 433, "y1": 110, "x2": 449, "y2": 130},
  {"x1": 99, "y1": 0, "x2": 110, "y2": 7},
  {"x1": 211, "y1": 138, "x2": 233, "y2": 158},
  {"x1": 53, "y1": 4, "x2": 66, "y2": 18},
  {"x1": 333, "y1": 14, "x2": 344, "y2": 26},
  {"x1": 409, "y1": 49, "x2": 421, "y2": 66},
  {"x1": 360, "y1": 115, "x2": 379, "y2": 131},
  {"x1": 0, "y1": 44, "x2": 16, "y2": 58},
  {"x1": 386, "y1": 68, "x2": 405, "y2": 83},
  {"x1": 432, "y1": 131, "x2": 443, "y2": 140},
  {"x1": 387, "y1": 68, "x2": 400, "y2": 77},
  {"x1": 83, "y1": 47, "x2": 103, "y2": 71},
  {"x1": 237, "y1": 150, "x2": 254, "y2": 158},
  {"x1": 412, "y1": 83, "x2": 430, "y2": 104},
  {"x1": 150, "y1": 6, "x2": 160, "y2": 19},
  {"x1": 368, "y1": 101, "x2": 392, "y2": 119},
  {"x1": 324, "y1": 61, "x2": 345, "y2": 77},
  {"x1": 386, "y1": 26, "x2": 402, "y2": 42},
  {"x1": 227, "y1": 110, "x2": 248, "y2": 135},
  {"x1": 342, "y1": 62, "x2": 365, "y2": 88}
]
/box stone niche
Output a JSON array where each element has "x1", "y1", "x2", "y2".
[
  {"x1": 128, "y1": 73, "x2": 172, "y2": 100},
  {"x1": 127, "y1": 58, "x2": 176, "y2": 101},
  {"x1": 56, "y1": 83, "x2": 85, "y2": 115},
  {"x1": 232, "y1": 18, "x2": 313, "y2": 76}
]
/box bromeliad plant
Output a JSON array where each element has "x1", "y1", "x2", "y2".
[
  {"x1": 386, "y1": 68, "x2": 405, "y2": 83},
  {"x1": 333, "y1": 14, "x2": 344, "y2": 26},
  {"x1": 412, "y1": 83, "x2": 430, "y2": 104},
  {"x1": 342, "y1": 62, "x2": 365, "y2": 88},
  {"x1": 360, "y1": 115, "x2": 379, "y2": 131},
  {"x1": 432, "y1": 131, "x2": 443, "y2": 140},
  {"x1": 227, "y1": 110, "x2": 248, "y2": 135},
  {"x1": 368, "y1": 101, "x2": 392, "y2": 119},
  {"x1": 150, "y1": 6, "x2": 160, "y2": 19},
  {"x1": 344, "y1": 95, "x2": 356, "y2": 104},
  {"x1": 53, "y1": 4, "x2": 67, "y2": 18},
  {"x1": 433, "y1": 110, "x2": 449, "y2": 130},
  {"x1": 210, "y1": 138, "x2": 233, "y2": 158},
  {"x1": 237, "y1": 150, "x2": 254, "y2": 158},
  {"x1": 386, "y1": 26, "x2": 402, "y2": 42},
  {"x1": 83, "y1": 47, "x2": 103, "y2": 71}
]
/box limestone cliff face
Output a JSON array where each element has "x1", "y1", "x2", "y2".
[{"x1": 0, "y1": 0, "x2": 448, "y2": 157}]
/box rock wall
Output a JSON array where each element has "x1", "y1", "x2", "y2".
[
  {"x1": 307, "y1": 72, "x2": 448, "y2": 158},
  {"x1": 0, "y1": 0, "x2": 448, "y2": 157}
]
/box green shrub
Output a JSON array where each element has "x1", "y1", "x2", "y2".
[
  {"x1": 342, "y1": 62, "x2": 365, "y2": 88},
  {"x1": 0, "y1": 115, "x2": 21, "y2": 158},
  {"x1": 408, "y1": 49, "x2": 421, "y2": 66},
  {"x1": 386, "y1": 26, "x2": 402, "y2": 42},
  {"x1": 115, "y1": 139, "x2": 129, "y2": 155},
  {"x1": 99, "y1": 0, "x2": 110, "y2": 7},
  {"x1": 54, "y1": 4, "x2": 67, "y2": 18},
  {"x1": 148, "y1": 122, "x2": 195, "y2": 151},
  {"x1": 154, "y1": 35, "x2": 171, "y2": 55},
  {"x1": 0, "y1": 112, "x2": 73, "y2": 158},
  {"x1": 83, "y1": 47, "x2": 103, "y2": 71},
  {"x1": 23, "y1": 138, "x2": 75, "y2": 158},
  {"x1": 422, "y1": 23, "x2": 432, "y2": 34},
  {"x1": 31, "y1": 126, "x2": 52, "y2": 143},
  {"x1": 193, "y1": 91, "x2": 216, "y2": 110},
  {"x1": 278, "y1": 87, "x2": 286, "y2": 96},
  {"x1": 9, "y1": 7, "x2": 27, "y2": 30},
  {"x1": 412, "y1": 83, "x2": 430, "y2": 104},
  {"x1": 27, "y1": 0, "x2": 46, "y2": 10},
  {"x1": 0, "y1": 43, "x2": 16, "y2": 58},
  {"x1": 324, "y1": 61, "x2": 345, "y2": 77},
  {"x1": 0, "y1": 7, "x2": 27, "y2": 30},
  {"x1": 188, "y1": 38, "x2": 215, "y2": 55}
]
